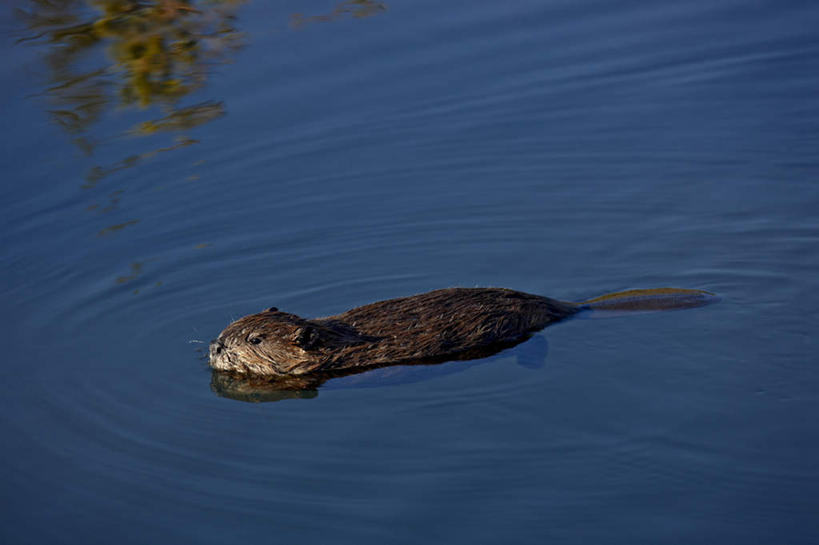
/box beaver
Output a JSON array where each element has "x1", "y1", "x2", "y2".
[{"x1": 209, "y1": 286, "x2": 716, "y2": 377}]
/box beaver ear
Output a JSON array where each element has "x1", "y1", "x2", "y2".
[
  {"x1": 291, "y1": 326, "x2": 319, "y2": 350},
  {"x1": 266, "y1": 306, "x2": 278, "y2": 313}
]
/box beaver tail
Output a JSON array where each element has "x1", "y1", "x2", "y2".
[{"x1": 575, "y1": 287, "x2": 719, "y2": 312}]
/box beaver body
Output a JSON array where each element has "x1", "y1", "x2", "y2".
[
  {"x1": 209, "y1": 288, "x2": 578, "y2": 376},
  {"x1": 209, "y1": 286, "x2": 716, "y2": 377}
]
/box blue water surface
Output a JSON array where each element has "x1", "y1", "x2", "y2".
[{"x1": 2, "y1": 1, "x2": 819, "y2": 543}]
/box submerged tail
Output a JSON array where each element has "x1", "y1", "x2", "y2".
[{"x1": 575, "y1": 287, "x2": 718, "y2": 312}]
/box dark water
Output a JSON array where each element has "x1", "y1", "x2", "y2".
[{"x1": 2, "y1": 1, "x2": 819, "y2": 543}]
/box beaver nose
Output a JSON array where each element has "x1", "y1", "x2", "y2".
[{"x1": 209, "y1": 339, "x2": 225, "y2": 357}]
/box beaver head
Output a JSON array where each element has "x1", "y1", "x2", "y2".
[{"x1": 209, "y1": 308, "x2": 368, "y2": 376}]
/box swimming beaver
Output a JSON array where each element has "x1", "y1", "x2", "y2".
[{"x1": 209, "y1": 287, "x2": 716, "y2": 377}]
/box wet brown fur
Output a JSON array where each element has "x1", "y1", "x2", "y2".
[{"x1": 209, "y1": 288, "x2": 578, "y2": 377}]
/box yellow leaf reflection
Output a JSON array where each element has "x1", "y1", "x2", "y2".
[{"x1": 98, "y1": 218, "x2": 140, "y2": 236}]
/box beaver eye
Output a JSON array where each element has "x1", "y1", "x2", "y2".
[{"x1": 248, "y1": 337, "x2": 263, "y2": 345}]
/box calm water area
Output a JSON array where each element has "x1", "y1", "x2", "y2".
[{"x1": 2, "y1": 1, "x2": 819, "y2": 543}]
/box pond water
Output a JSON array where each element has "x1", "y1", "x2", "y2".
[{"x1": 2, "y1": 1, "x2": 819, "y2": 543}]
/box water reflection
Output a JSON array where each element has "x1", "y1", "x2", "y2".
[
  {"x1": 210, "y1": 372, "x2": 322, "y2": 402},
  {"x1": 84, "y1": 135, "x2": 198, "y2": 187},
  {"x1": 15, "y1": 0, "x2": 387, "y2": 284},
  {"x1": 18, "y1": 0, "x2": 388, "y2": 182},
  {"x1": 17, "y1": 0, "x2": 244, "y2": 183},
  {"x1": 211, "y1": 335, "x2": 549, "y2": 402},
  {"x1": 291, "y1": 0, "x2": 386, "y2": 29},
  {"x1": 115, "y1": 261, "x2": 145, "y2": 283},
  {"x1": 97, "y1": 218, "x2": 139, "y2": 236},
  {"x1": 114, "y1": 260, "x2": 163, "y2": 293}
]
